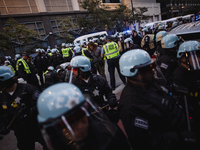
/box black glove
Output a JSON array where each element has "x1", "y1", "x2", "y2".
[
  {"x1": 180, "y1": 130, "x2": 197, "y2": 143},
  {"x1": 108, "y1": 97, "x2": 118, "y2": 108},
  {"x1": 0, "y1": 126, "x2": 10, "y2": 135}
]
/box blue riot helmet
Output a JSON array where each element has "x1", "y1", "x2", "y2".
[
  {"x1": 70, "y1": 56, "x2": 91, "y2": 79},
  {"x1": 36, "y1": 48, "x2": 41, "y2": 53},
  {"x1": 70, "y1": 56, "x2": 91, "y2": 72},
  {"x1": 37, "y1": 83, "x2": 120, "y2": 150},
  {"x1": 4, "y1": 60, "x2": 11, "y2": 66},
  {"x1": 73, "y1": 46, "x2": 82, "y2": 56},
  {"x1": 0, "y1": 66, "x2": 16, "y2": 90},
  {"x1": 119, "y1": 49, "x2": 154, "y2": 77},
  {"x1": 177, "y1": 41, "x2": 200, "y2": 71},
  {"x1": 124, "y1": 38, "x2": 133, "y2": 44},
  {"x1": 15, "y1": 54, "x2": 21, "y2": 60},
  {"x1": 172, "y1": 21, "x2": 178, "y2": 27},
  {"x1": 156, "y1": 31, "x2": 167, "y2": 42},
  {"x1": 48, "y1": 66, "x2": 54, "y2": 71},
  {"x1": 161, "y1": 34, "x2": 179, "y2": 49},
  {"x1": 51, "y1": 48, "x2": 57, "y2": 54}
]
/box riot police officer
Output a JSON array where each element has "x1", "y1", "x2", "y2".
[
  {"x1": 70, "y1": 56, "x2": 118, "y2": 112},
  {"x1": 172, "y1": 41, "x2": 200, "y2": 135},
  {"x1": 49, "y1": 48, "x2": 63, "y2": 68},
  {"x1": 118, "y1": 49, "x2": 197, "y2": 150},
  {"x1": 155, "y1": 30, "x2": 167, "y2": 59},
  {"x1": 37, "y1": 83, "x2": 132, "y2": 150},
  {"x1": 156, "y1": 34, "x2": 179, "y2": 85},
  {"x1": 33, "y1": 48, "x2": 47, "y2": 88},
  {"x1": 16, "y1": 52, "x2": 40, "y2": 89},
  {"x1": 101, "y1": 35, "x2": 126, "y2": 91},
  {"x1": 43, "y1": 66, "x2": 59, "y2": 89},
  {"x1": 0, "y1": 66, "x2": 47, "y2": 150}
]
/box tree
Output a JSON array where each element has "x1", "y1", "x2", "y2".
[
  {"x1": 1, "y1": 18, "x2": 41, "y2": 54},
  {"x1": 55, "y1": 16, "x2": 79, "y2": 43},
  {"x1": 78, "y1": 0, "x2": 149, "y2": 32},
  {"x1": 0, "y1": 32, "x2": 12, "y2": 51},
  {"x1": 133, "y1": 7, "x2": 150, "y2": 27}
]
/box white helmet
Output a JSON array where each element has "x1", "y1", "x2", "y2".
[{"x1": 61, "y1": 43, "x2": 65, "y2": 47}]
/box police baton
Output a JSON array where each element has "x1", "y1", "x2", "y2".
[{"x1": 69, "y1": 51, "x2": 75, "y2": 84}]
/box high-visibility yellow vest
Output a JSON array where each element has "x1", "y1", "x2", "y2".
[
  {"x1": 8, "y1": 65, "x2": 15, "y2": 73},
  {"x1": 48, "y1": 53, "x2": 52, "y2": 56},
  {"x1": 82, "y1": 48, "x2": 93, "y2": 61},
  {"x1": 61, "y1": 48, "x2": 70, "y2": 57},
  {"x1": 103, "y1": 42, "x2": 119, "y2": 59},
  {"x1": 16, "y1": 58, "x2": 31, "y2": 74},
  {"x1": 43, "y1": 70, "x2": 48, "y2": 76}
]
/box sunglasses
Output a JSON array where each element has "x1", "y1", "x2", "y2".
[{"x1": 67, "y1": 67, "x2": 78, "y2": 72}]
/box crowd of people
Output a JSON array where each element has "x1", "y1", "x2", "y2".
[{"x1": 0, "y1": 21, "x2": 200, "y2": 150}]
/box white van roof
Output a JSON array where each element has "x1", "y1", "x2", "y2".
[{"x1": 73, "y1": 31, "x2": 108, "y2": 44}]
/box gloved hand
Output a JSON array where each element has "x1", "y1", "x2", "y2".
[
  {"x1": 0, "y1": 126, "x2": 10, "y2": 135},
  {"x1": 108, "y1": 97, "x2": 118, "y2": 108},
  {"x1": 180, "y1": 130, "x2": 197, "y2": 143}
]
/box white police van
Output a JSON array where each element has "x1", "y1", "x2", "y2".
[{"x1": 73, "y1": 31, "x2": 108, "y2": 45}]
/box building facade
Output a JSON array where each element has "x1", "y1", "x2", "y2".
[
  {"x1": 0, "y1": 0, "x2": 160, "y2": 58},
  {"x1": 156, "y1": 0, "x2": 200, "y2": 20}
]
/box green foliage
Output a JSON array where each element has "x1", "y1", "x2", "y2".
[
  {"x1": 55, "y1": 16, "x2": 77, "y2": 43},
  {"x1": 3, "y1": 18, "x2": 40, "y2": 45},
  {"x1": 78, "y1": 0, "x2": 149, "y2": 31},
  {"x1": 0, "y1": 32, "x2": 12, "y2": 51}
]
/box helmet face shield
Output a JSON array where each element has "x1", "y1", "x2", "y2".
[
  {"x1": 188, "y1": 51, "x2": 200, "y2": 70},
  {"x1": 40, "y1": 99, "x2": 117, "y2": 150}
]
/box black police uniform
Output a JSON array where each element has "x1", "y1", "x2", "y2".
[
  {"x1": 44, "y1": 71, "x2": 59, "y2": 89},
  {"x1": 34, "y1": 54, "x2": 48, "y2": 87},
  {"x1": 0, "y1": 83, "x2": 46, "y2": 150},
  {"x1": 156, "y1": 50, "x2": 179, "y2": 85},
  {"x1": 118, "y1": 80, "x2": 188, "y2": 150},
  {"x1": 172, "y1": 66, "x2": 200, "y2": 134},
  {"x1": 17, "y1": 60, "x2": 40, "y2": 89},
  {"x1": 49, "y1": 53, "x2": 63, "y2": 68},
  {"x1": 155, "y1": 42, "x2": 164, "y2": 58},
  {"x1": 132, "y1": 34, "x2": 142, "y2": 48},
  {"x1": 73, "y1": 74, "x2": 117, "y2": 108}
]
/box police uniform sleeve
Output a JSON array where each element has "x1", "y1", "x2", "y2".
[
  {"x1": 97, "y1": 75, "x2": 117, "y2": 108},
  {"x1": 18, "y1": 61, "x2": 28, "y2": 81}
]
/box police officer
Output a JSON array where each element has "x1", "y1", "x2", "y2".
[
  {"x1": 33, "y1": 48, "x2": 47, "y2": 88},
  {"x1": 118, "y1": 49, "x2": 198, "y2": 150},
  {"x1": 141, "y1": 28, "x2": 156, "y2": 56},
  {"x1": 156, "y1": 34, "x2": 179, "y2": 85},
  {"x1": 16, "y1": 52, "x2": 40, "y2": 89},
  {"x1": 4, "y1": 60, "x2": 15, "y2": 73},
  {"x1": 70, "y1": 56, "x2": 118, "y2": 115},
  {"x1": 43, "y1": 66, "x2": 59, "y2": 89},
  {"x1": 0, "y1": 66, "x2": 47, "y2": 150},
  {"x1": 37, "y1": 83, "x2": 132, "y2": 150},
  {"x1": 155, "y1": 30, "x2": 167, "y2": 59},
  {"x1": 101, "y1": 35, "x2": 126, "y2": 91},
  {"x1": 61, "y1": 43, "x2": 73, "y2": 62},
  {"x1": 50, "y1": 48, "x2": 63, "y2": 68},
  {"x1": 172, "y1": 41, "x2": 200, "y2": 135}
]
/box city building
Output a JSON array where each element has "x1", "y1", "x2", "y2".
[
  {"x1": 0, "y1": 0, "x2": 161, "y2": 58},
  {"x1": 156, "y1": 0, "x2": 200, "y2": 20}
]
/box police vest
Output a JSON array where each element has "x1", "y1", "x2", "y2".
[
  {"x1": 16, "y1": 59, "x2": 31, "y2": 74},
  {"x1": 141, "y1": 34, "x2": 155, "y2": 50},
  {"x1": 82, "y1": 48, "x2": 93, "y2": 61},
  {"x1": 103, "y1": 42, "x2": 119, "y2": 59},
  {"x1": 43, "y1": 70, "x2": 49, "y2": 76},
  {"x1": 8, "y1": 65, "x2": 16, "y2": 73},
  {"x1": 48, "y1": 53, "x2": 52, "y2": 56},
  {"x1": 61, "y1": 48, "x2": 70, "y2": 57}
]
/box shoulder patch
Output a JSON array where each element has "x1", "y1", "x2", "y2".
[
  {"x1": 160, "y1": 63, "x2": 168, "y2": 69},
  {"x1": 134, "y1": 117, "x2": 148, "y2": 130}
]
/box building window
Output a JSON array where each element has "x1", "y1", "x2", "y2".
[
  {"x1": 44, "y1": 0, "x2": 73, "y2": 12},
  {"x1": 102, "y1": 0, "x2": 120, "y2": 3}
]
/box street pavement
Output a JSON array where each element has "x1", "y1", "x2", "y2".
[{"x1": 0, "y1": 60, "x2": 126, "y2": 150}]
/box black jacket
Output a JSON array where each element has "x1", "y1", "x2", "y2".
[
  {"x1": 73, "y1": 74, "x2": 116, "y2": 107},
  {"x1": 44, "y1": 71, "x2": 59, "y2": 88},
  {"x1": 118, "y1": 80, "x2": 187, "y2": 150}
]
